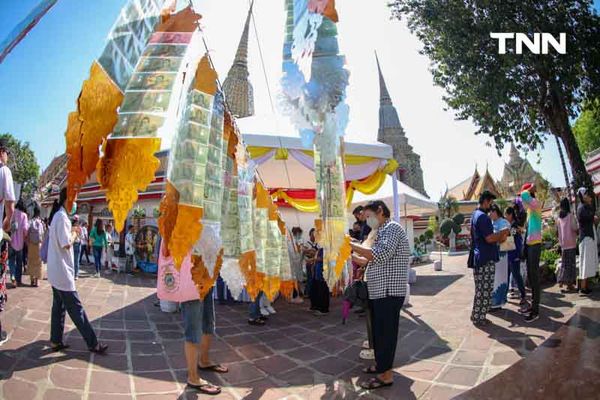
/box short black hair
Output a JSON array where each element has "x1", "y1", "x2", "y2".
[
  {"x1": 478, "y1": 190, "x2": 496, "y2": 204},
  {"x1": 309, "y1": 228, "x2": 316, "y2": 235},
  {"x1": 291, "y1": 227, "x2": 303, "y2": 235},
  {"x1": 352, "y1": 205, "x2": 364, "y2": 215},
  {"x1": 505, "y1": 206, "x2": 515, "y2": 218},
  {"x1": 364, "y1": 200, "x2": 391, "y2": 218},
  {"x1": 128, "y1": 225, "x2": 134, "y2": 230}
]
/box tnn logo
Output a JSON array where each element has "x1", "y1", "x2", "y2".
[{"x1": 490, "y1": 33, "x2": 566, "y2": 54}]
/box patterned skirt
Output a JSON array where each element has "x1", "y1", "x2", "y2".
[{"x1": 558, "y1": 248, "x2": 577, "y2": 284}]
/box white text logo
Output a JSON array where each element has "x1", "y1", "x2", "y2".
[{"x1": 490, "y1": 33, "x2": 566, "y2": 54}]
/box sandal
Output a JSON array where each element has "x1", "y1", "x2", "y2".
[
  {"x1": 187, "y1": 381, "x2": 221, "y2": 395},
  {"x1": 90, "y1": 343, "x2": 108, "y2": 354},
  {"x1": 360, "y1": 377, "x2": 393, "y2": 390},
  {"x1": 362, "y1": 365, "x2": 378, "y2": 374},
  {"x1": 198, "y1": 363, "x2": 229, "y2": 373},
  {"x1": 51, "y1": 343, "x2": 70, "y2": 352},
  {"x1": 248, "y1": 319, "x2": 265, "y2": 326}
]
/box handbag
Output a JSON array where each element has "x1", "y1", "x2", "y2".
[
  {"x1": 40, "y1": 234, "x2": 50, "y2": 264},
  {"x1": 467, "y1": 218, "x2": 475, "y2": 269},
  {"x1": 499, "y1": 233, "x2": 516, "y2": 252}
]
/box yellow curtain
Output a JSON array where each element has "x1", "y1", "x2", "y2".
[
  {"x1": 299, "y1": 149, "x2": 377, "y2": 165},
  {"x1": 248, "y1": 146, "x2": 274, "y2": 159}
]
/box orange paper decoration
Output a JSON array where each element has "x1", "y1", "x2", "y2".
[
  {"x1": 65, "y1": 61, "x2": 123, "y2": 209},
  {"x1": 96, "y1": 137, "x2": 161, "y2": 232}
]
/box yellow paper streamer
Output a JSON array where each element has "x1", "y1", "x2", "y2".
[
  {"x1": 97, "y1": 138, "x2": 161, "y2": 232},
  {"x1": 65, "y1": 61, "x2": 123, "y2": 209}
]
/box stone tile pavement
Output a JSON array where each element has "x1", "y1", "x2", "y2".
[{"x1": 0, "y1": 254, "x2": 597, "y2": 400}]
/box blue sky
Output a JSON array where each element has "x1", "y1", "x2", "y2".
[{"x1": 0, "y1": 0, "x2": 598, "y2": 197}]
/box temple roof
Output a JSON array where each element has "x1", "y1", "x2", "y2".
[
  {"x1": 222, "y1": 3, "x2": 254, "y2": 118},
  {"x1": 376, "y1": 53, "x2": 401, "y2": 130},
  {"x1": 446, "y1": 167, "x2": 500, "y2": 201}
]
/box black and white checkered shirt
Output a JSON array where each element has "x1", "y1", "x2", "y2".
[{"x1": 365, "y1": 220, "x2": 410, "y2": 300}]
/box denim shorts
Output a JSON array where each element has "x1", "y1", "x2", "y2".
[{"x1": 180, "y1": 288, "x2": 215, "y2": 343}]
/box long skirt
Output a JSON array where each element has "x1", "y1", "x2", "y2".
[
  {"x1": 27, "y1": 242, "x2": 43, "y2": 280},
  {"x1": 579, "y1": 236, "x2": 599, "y2": 280},
  {"x1": 491, "y1": 255, "x2": 509, "y2": 308},
  {"x1": 558, "y1": 248, "x2": 577, "y2": 284}
]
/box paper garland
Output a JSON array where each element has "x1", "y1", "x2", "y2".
[
  {"x1": 98, "y1": 6, "x2": 201, "y2": 232},
  {"x1": 65, "y1": 0, "x2": 168, "y2": 210}
]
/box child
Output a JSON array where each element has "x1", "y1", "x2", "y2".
[{"x1": 489, "y1": 204, "x2": 511, "y2": 310}]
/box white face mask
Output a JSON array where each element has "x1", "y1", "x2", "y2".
[{"x1": 366, "y1": 216, "x2": 380, "y2": 229}]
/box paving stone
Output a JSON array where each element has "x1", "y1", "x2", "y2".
[
  {"x1": 92, "y1": 354, "x2": 129, "y2": 371},
  {"x1": 89, "y1": 370, "x2": 132, "y2": 394},
  {"x1": 437, "y1": 366, "x2": 482, "y2": 387},
  {"x1": 130, "y1": 342, "x2": 164, "y2": 355},
  {"x1": 452, "y1": 349, "x2": 489, "y2": 366},
  {"x1": 254, "y1": 354, "x2": 298, "y2": 374},
  {"x1": 287, "y1": 346, "x2": 328, "y2": 362},
  {"x1": 311, "y1": 356, "x2": 357, "y2": 376},
  {"x1": 222, "y1": 361, "x2": 265, "y2": 384},
  {"x1": 237, "y1": 343, "x2": 273, "y2": 360},
  {"x1": 132, "y1": 355, "x2": 170, "y2": 372},
  {"x1": 2, "y1": 379, "x2": 38, "y2": 400},
  {"x1": 276, "y1": 367, "x2": 318, "y2": 386},
  {"x1": 133, "y1": 371, "x2": 179, "y2": 394},
  {"x1": 490, "y1": 350, "x2": 522, "y2": 366},
  {"x1": 422, "y1": 384, "x2": 466, "y2": 400},
  {"x1": 49, "y1": 365, "x2": 88, "y2": 389},
  {"x1": 266, "y1": 337, "x2": 303, "y2": 351},
  {"x1": 396, "y1": 360, "x2": 445, "y2": 381},
  {"x1": 42, "y1": 388, "x2": 82, "y2": 400}
]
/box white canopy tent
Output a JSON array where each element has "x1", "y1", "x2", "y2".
[
  {"x1": 238, "y1": 114, "x2": 395, "y2": 234},
  {"x1": 239, "y1": 114, "x2": 393, "y2": 190},
  {"x1": 351, "y1": 174, "x2": 438, "y2": 250}
]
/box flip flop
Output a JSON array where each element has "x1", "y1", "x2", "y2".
[
  {"x1": 362, "y1": 365, "x2": 378, "y2": 374},
  {"x1": 187, "y1": 382, "x2": 221, "y2": 395},
  {"x1": 198, "y1": 363, "x2": 229, "y2": 373},
  {"x1": 360, "y1": 377, "x2": 393, "y2": 390},
  {"x1": 51, "y1": 343, "x2": 70, "y2": 352}
]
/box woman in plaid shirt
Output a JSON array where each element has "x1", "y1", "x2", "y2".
[{"x1": 351, "y1": 200, "x2": 410, "y2": 390}]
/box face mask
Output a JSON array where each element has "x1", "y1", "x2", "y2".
[
  {"x1": 70, "y1": 202, "x2": 77, "y2": 216},
  {"x1": 366, "y1": 216, "x2": 379, "y2": 229},
  {"x1": 294, "y1": 234, "x2": 301, "y2": 241}
]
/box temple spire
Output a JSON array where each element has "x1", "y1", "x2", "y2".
[
  {"x1": 375, "y1": 51, "x2": 392, "y2": 106},
  {"x1": 222, "y1": 2, "x2": 254, "y2": 118}
]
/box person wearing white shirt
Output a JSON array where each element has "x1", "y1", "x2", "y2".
[
  {"x1": 47, "y1": 188, "x2": 107, "y2": 354},
  {"x1": 0, "y1": 139, "x2": 16, "y2": 345},
  {"x1": 125, "y1": 225, "x2": 136, "y2": 273}
]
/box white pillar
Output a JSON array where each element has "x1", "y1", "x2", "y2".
[{"x1": 392, "y1": 173, "x2": 400, "y2": 223}]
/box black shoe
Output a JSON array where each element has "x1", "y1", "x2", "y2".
[
  {"x1": 525, "y1": 313, "x2": 539, "y2": 323},
  {"x1": 579, "y1": 288, "x2": 592, "y2": 296}
]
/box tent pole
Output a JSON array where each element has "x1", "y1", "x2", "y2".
[{"x1": 392, "y1": 172, "x2": 400, "y2": 223}]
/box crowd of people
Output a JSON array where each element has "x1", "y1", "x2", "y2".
[
  {"x1": 3, "y1": 128, "x2": 598, "y2": 394},
  {"x1": 469, "y1": 183, "x2": 598, "y2": 326}
]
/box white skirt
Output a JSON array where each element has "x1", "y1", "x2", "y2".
[{"x1": 579, "y1": 236, "x2": 599, "y2": 279}]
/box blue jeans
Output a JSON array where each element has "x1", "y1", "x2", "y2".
[
  {"x1": 73, "y1": 243, "x2": 81, "y2": 278},
  {"x1": 51, "y1": 287, "x2": 98, "y2": 349},
  {"x1": 92, "y1": 246, "x2": 103, "y2": 273},
  {"x1": 508, "y1": 259, "x2": 526, "y2": 299},
  {"x1": 9, "y1": 249, "x2": 23, "y2": 284},
  {"x1": 248, "y1": 291, "x2": 264, "y2": 320},
  {"x1": 180, "y1": 288, "x2": 216, "y2": 343}
]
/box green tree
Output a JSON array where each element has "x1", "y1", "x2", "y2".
[
  {"x1": 0, "y1": 133, "x2": 40, "y2": 199},
  {"x1": 573, "y1": 104, "x2": 600, "y2": 155},
  {"x1": 438, "y1": 195, "x2": 459, "y2": 219},
  {"x1": 390, "y1": 0, "x2": 600, "y2": 190},
  {"x1": 427, "y1": 215, "x2": 439, "y2": 234}
]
